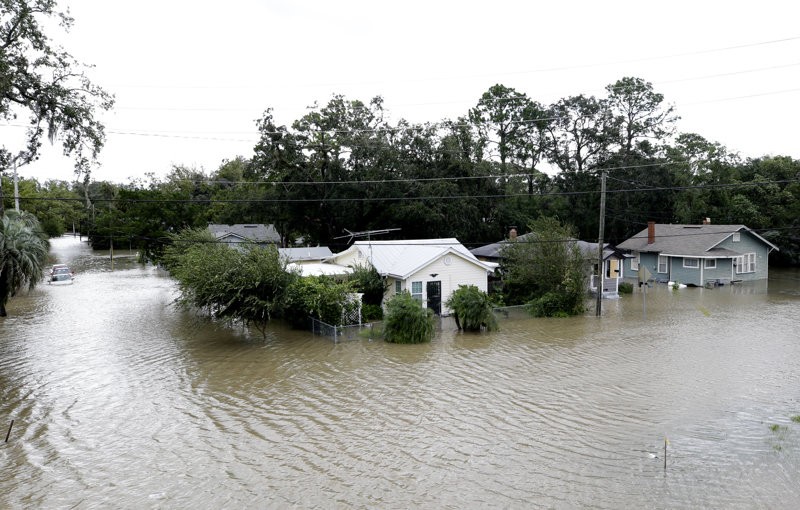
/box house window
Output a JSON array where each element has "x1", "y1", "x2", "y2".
[
  {"x1": 411, "y1": 281, "x2": 423, "y2": 301},
  {"x1": 704, "y1": 258, "x2": 716, "y2": 269},
  {"x1": 683, "y1": 258, "x2": 699, "y2": 269},
  {"x1": 395, "y1": 280, "x2": 402, "y2": 295},
  {"x1": 631, "y1": 253, "x2": 639, "y2": 271},
  {"x1": 732, "y1": 232, "x2": 741, "y2": 242},
  {"x1": 735, "y1": 253, "x2": 756, "y2": 274},
  {"x1": 657, "y1": 255, "x2": 668, "y2": 273}
]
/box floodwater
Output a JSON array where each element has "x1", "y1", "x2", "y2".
[{"x1": 1, "y1": 236, "x2": 799, "y2": 509}]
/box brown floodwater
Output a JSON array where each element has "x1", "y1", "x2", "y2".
[{"x1": 1, "y1": 236, "x2": 799, "y2": 508}]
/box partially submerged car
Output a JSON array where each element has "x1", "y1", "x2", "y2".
[
  {"x1": 48, "y1": 264, "x2": 75, "y2": 284},
  {"x1": 49, "y1": 272, "x2": 74, "y2": 285}
]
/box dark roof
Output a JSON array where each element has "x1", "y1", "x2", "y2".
[
  {"x1": 471, "y1": 235, "x2": 622, "y2": 261},
  {"x1": 208, "y1": 224, "x2": 281, "y2": 244},
  {"x1": 617, "y1": 224, "x2": 778, "y2": 256},
  {"x1": 470, "y1": 233, "x2": 536, "y2": 260}
]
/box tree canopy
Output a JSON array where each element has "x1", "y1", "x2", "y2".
[{"x1": 1, "y1": 0, "x2": 113, "y2": 193}]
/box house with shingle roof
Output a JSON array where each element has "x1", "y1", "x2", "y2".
[
  {"x1": 471, "y1": 229, "x2": 627, "y2": 297},
  {"x1": 207, "y1": 223, "x2": 282, "y2": 248},
  {"x1": 616, "y1": 221, "x2": 779, "y2": 286},
  {"x1": 326, "y1": 238, "x2": 494, "y2": 316}
]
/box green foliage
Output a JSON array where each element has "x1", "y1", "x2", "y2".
[
  {"x1": 791, "y1": 415, "x2": 800, "y2": 424},
  {"x1": 361, "y1": 303, "x2": 383, "y2": 321},
  {"x1": 284, "y1": 275, "x2": 355, "y2": 328},
  {"x1": 165, "y1": 229, "x2": 296, "y2": 336},
  {"x1": 0, "y1": 210, "x2": 49, "y2": 316},
  {"x1": 348, "y1": 263, "x2": 386, "y2": 306},
  {"x1": 383, "y1": 291, "x2": 434, "y2": 344},
  {"x1": 445, "y1": 284, "x2": 498, "y2": 332},
  {"x1": 618, "y1": 282, "x2": 634, "y2": 294},
  {"x1": 501, "y1": 216, "x2": 587, "y2": 317},
  {"x1": 1, "y1": 0, "x2": 113, "y2": 177}
]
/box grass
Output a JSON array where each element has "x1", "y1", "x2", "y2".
[
  {"x1": 769, "y1": 423, "x2": 787, "y2": 433},
  {"x1": 791, "y1": 415, "x2": 800, "y2": 423}
]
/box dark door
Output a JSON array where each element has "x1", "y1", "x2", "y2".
[{"x1": 426, "y1": 281, "x2": 442, "y2": 315}]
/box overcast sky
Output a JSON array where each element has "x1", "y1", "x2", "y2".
[{"x1": 7, "y1": 0, "x2": 800, "y2": 183}]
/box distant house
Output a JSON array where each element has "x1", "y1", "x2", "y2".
[
  {"x1": 326, "y1": 238, "x2": 494, "y2": 316},
  {"x1": 279, "y1": 246, "x2": 351, "y2": 277},
  {"x1": 470, "y1": 230, "x2": 625, "y2": 297},
  {"x1": 207, "y1": 224, "x2": 281, "y2": 248},
  {"x1": 616, "y1": 221, "x2": 779, "y2": 286},
  {"x1": 279, "y1": 246, "x2": 333, "y2": 264},
  {"x1": 575, "y1": 240, "x2": 628, "y2": 298}
]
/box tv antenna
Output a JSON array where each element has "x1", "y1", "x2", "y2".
[
  {"x1": 335, "y1": 228, "x2": 401, "y2": 265},
  {"x1": 334, "y1": 228, "x2": 401, "y2": 244}
]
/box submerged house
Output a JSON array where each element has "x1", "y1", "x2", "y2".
[
  {"x1": 471, "y1": 229, "x2": 626, "y2": 297},
  {"x1": 617, "y1": 222, "x2": 779, "y2": 286},
  {"x1": 326, "y1": 238, "x2": 494, "y2": 316},
  {"x1": 576, "y1": 240, "x2": 628, "y2": 298}
]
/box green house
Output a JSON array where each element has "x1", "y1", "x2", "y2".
[{"x1": 617, "y1": 222, "x2": 779, "y2": 286}]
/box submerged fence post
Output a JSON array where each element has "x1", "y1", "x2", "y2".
[
  {"x1": 664, "y1": 437, "x2": 668, "y2": 470},
  {"x1": 5, "y1": 420, "x2": 13, "y2": 442}
]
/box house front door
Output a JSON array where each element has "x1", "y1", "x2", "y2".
[
  {"x1": 426, "y1": 281, "x2": 442, "y2": 315},
  {"x1": 606, "y1": 258, "x2": 620, "y2": 278}
]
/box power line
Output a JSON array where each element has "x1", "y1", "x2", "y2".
[{"x1": 13, "y1": 178, "x2": 800, "y2": 205}]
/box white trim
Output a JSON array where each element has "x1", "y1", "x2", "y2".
[
  {"x1": 683, "y1": 257, "x2": 699, "y2": 269},
  {"x1": 657, "y1": 255, "x2": 668, "y2": 273},
  {"x1": 704, "y1": 258, "x2": 716, "y2": 269}
]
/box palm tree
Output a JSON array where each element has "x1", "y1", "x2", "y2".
[{"x1": 0, "y1": 211, "x2": 49, "y2": 317}]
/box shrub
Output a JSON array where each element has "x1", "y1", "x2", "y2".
[
  {"x1": 446, "y1": 285, "x2": 498, "y2": 332},
  {"x1": 361, "y1": 303, "x2": 383, "y2": 321},
  {"x1": 383, "y1": 291, "x2": 434, "y2": 344},
  {"x1": 619, "y1": 282, "x2": 634, "y2": 294},
  {"x1": 283, "y1": 275, "x2": 355, "y2": 328}
]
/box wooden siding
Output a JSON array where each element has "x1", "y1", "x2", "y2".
[
  {"x1": 382, "y1": 254, "x2": 488, "y2": 316},
  {"x1": 716, "y1": 230, "x2": 771, "y2": 281}
]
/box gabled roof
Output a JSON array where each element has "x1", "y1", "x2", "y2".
[
  {"x1": 617, "y1": 224, "x2": 779, "y2": 257},
  {"x1": 470, "y1": 233, "x2": 536, "y2": 260},
  {"x1": 208, "y1": 223, "x2": 281, "y2": 244},
  {"x1": 279, "y1": 246, "x2": 333, "y2": 262},
  {"x1": 328, "y1": 238, "x2": 493, "y2": 279},
  {"x1": 472, "y1": 235, "x2": 623, "y2": 261}
]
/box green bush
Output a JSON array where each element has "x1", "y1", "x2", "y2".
[
  {"x1": 383, "y1": 291, "x2": 434, "y2": 344},
  {"x1": 445, "y1": 285, "x2": 498, "y2": 332},
  {"x1": 284, "y1": 275, "x2": 355, "y2": 328},
  {"x1": 618, "y1": 282, "x2": 634, "y2": 294},
  {"x1": 361, "y1": 303, "x2": 383, "y2": 321}
]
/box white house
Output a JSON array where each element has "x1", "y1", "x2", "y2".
[{"x1": 326, "y1": 238, "x2": 494, "y2": 316}]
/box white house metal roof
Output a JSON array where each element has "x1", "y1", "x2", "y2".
[{"x1": 328, "y1": 238, "x2": 492, "y2": 279}]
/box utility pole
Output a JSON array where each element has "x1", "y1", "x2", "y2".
[
  {"x1": 595, "y1": 170, "x2": 607, "y2": 317},
  {"x1": 13, "y1": 162, "x2": 20, "y2": 212}
]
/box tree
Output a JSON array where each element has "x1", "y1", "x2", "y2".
[
  {"x1": 445, "y1": 284, "x2": 498, "y2": 332},
  {"x1": 605, "y1": 77, "x2": 677, "y2": 159},
  {"x1": 165, "y1": 229, "x2": 297, "y2": 338},
  {"x1": 0, "y1": 209, "x2": 48, "y2": 316},
  {"x1": 1, "y1": 0, "x2": 114, "y2": 212},
  {"x1": 500, "y1": 216, "x2": 587, "y2": 316}
]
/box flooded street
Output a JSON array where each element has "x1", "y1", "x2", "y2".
[{"x1": 2, "y1": 236, "x2": 799, "y2": 508}]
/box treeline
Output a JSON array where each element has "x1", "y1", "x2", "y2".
[{"x1": 5, "y1": 77, "x2": 800, "y2": 265}]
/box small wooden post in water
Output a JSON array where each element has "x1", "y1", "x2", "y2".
[
  {"x1": 5, "y1": 420, "x2": 13, "y2": 442},
  {"x1": 664, "y1": 437, "x2": 668, "y2": 470}
]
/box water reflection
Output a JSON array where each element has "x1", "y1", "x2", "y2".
[{"x1": 1, "y1": 236, "x2": 799, "y2": 508}]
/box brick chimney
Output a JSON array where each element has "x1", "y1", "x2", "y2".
[
  {"x1": 702, "y1": 217, "x2": 711, "y2": 225},
  {"x1": 509, "y1": 227, "x2": 518, "y2": 240},
  {"x1": 647, "y1": 221, "x2": 655, "y2": 244}
]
